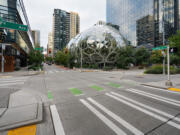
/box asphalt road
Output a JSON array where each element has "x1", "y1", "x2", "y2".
[
  {"x1": 41, "y1": 65, "x2": 180, "y2": 135},
  {"x1": 1, "y1": 64, "x2": 180, "y2": 135}
]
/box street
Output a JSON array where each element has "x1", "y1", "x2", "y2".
[{"x1": 1, "y1": 64, "x2": 180, "y2": 135}]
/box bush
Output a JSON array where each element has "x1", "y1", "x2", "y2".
[
  {"x1": 145, "y1": 65, "x2": 180, "y2": 74},
  {"x1": 103, "y1": 67, "x2": 113, "y2": 71}
]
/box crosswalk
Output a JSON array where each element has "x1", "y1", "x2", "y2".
[
  {"x1": 79, "y1": 87, "x2": 180, "y2": 135},
  {"x1": 45, "y1": 70, "x2": 71, "y2": 75},
  {"x1": 0, "y1": 76, "x2": 29, "y2": 87}
]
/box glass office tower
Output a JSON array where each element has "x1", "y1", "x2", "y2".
[
  {"x1": 106, "y1": 0, "x2": 180, "y2": 47},
  {"x1": 0, "y1": 0, "x2": 34, "y2": 70}
]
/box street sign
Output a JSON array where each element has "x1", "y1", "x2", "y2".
[
  {"x1": 0, "y1": 17, "x2": 28, "y2": 32},
  {"x1": 152, "y1": 46, "x2": 167, "y2": 51},
  {"x1": 35, "y1": 47, "x2": 43, "y2": 51}
]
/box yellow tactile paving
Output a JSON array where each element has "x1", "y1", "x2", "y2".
[
  {"x1": 8, "y1": 125, "x2": 36, "y2": 135},
  {"x1": 168, "y1": 88, "x2": 180, "y2": 92}
]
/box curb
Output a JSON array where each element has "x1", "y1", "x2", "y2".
[{"x1": 141, "y1": 84, "x2": 168, "y2": 90}]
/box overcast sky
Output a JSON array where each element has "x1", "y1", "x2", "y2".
[{"x1": 23, "y1": 0, "x2": 106, "y2": 48}]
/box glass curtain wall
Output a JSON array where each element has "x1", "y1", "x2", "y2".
[{"x1": 106, "y1": 0, "x2": 154, "y2": 46}]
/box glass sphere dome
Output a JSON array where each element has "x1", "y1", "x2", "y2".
[{"x1": 67, "y1": 24, "x2": 127, "y2": 66}]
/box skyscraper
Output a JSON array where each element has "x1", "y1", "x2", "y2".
[
  {"x1": 32, "y1": 30, "x2": 40, "y2": 47},
  {"x1": 47, "y1": 32, "x2": 53, "y2": 57},
  {"x1": 52, "y1": 9, "x2": 80, "y2": 53},
  {"x1": 53, "y1": 9, "x2": 70, "y2": 52},
  {"x1": 69, "y1": 12, "x2": 80, "y2": 40},
  {"x1": 106, "y1": 0, "x2": 180, "y2": 47}
]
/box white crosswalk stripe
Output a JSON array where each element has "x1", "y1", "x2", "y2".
[
  {"x1": 110, "y1": 92, "x2": 180, "y2": 123},
  {"x1": 87, "y1": 98, "x2": 144, "y2": 135},
  {"x1": 126, "y1": 88, "x2": 180, "y2": 107},
  {"x1": 80, "y1": 99, "x2": 127, "y2": 135},
  {"x1": 45, "y1": 70, "x2": 69, "y2": 74},
  {"x1": 106, "y1": 93, "x2": 180, "y2": 130},
  {"x1": 0, "y1": 77, "x2": 29, "y2": 87}
]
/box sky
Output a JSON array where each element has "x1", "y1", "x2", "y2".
[{"x1": 23, "y1": 0, "x2": 106, "y2": 49}]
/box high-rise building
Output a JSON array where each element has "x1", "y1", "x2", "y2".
[
  {"x1": 32, "y1": 30, "x2": 40, "y2": 47},
  {"x1": 0, "y1": 0, "x2": 34, "y2": 71},
  {"x1": 52, "y1": 9, "x2": 80, "y2": 54},
  {"x1": 53, "y1": 9, "x2": 70, "y2": 52},
  {"x1": 47, "y1": 32, "x2": 53, "y2": 57},
  {"x1": 137, "y1": 15, "x2": 154, "y2": 46},
  {"x1": 106, "y1": 0, "x2": 180, "y2": 47},
  {"x1": 69, "y1": 12, "x2": 80, "y2": 40}
]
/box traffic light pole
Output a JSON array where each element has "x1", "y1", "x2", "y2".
[{"x1": 166, "y1": 45, "x2": 173, "y2": 86}]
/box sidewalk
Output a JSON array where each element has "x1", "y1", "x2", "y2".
[
  {"x1": 142, "y1": 75, "x2": 180, "y2": 90},
  {"x1": 0, "y1": 68, "x2": 44, "y2": 77}
]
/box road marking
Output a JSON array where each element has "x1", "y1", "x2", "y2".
[
  {"x1": 8, "y1": 125, "x2": 36, "y2": 135},
  {"x1": 143, "y1": 85, "x2": 180, "y2": 95},
  {"x1": 70, "y1": 88, "x2": 83, "y2": 96},
  {"x1": 169, "y1": 88, "x2": 180, "y2": 92},
  {"x1": 49, "y1": 71, "x2": 53, "y2": 74},
  {"x1": 127, "y1": 88, "x2": 180, "y2": 107},
  {"x1": 108, "y1": 83, "x2": 121, "y2": 88},
  {"x1": 91, "y1": 85, "x2": 104, "y2": 91},
  {"x1": 111, "y1": 92, "x2": 180, "y2": 123},
  {"x1": 50, "y1": 105, "x2": 65, "y2": 135},
  {"x1": 0, "y1": 82, "x2": 25, "y2": 86},
  {"x1": 48, "y1": 91, "x2": 53, "y2": 99},
  {"x1": 106, "y1": 93, "x2": 180, "y2": 130},
  {"x1": 80, "y1": 99, "x2": 127, "y2": 135},
  {"x1": 88, "y1": 98, "x2": 144, "y2": 135}
]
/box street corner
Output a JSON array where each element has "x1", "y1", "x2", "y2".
[{"x1": 168, "y1": 87, "x2": 180, "y2": 92}]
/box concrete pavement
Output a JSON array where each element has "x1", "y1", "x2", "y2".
[{"x1": 0, "y1": 64, "x2": 180, "y2": 135}]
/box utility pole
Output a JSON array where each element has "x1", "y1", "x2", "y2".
[
  {"x1": 80, "y1": 43, "x2": 83, "y2": 72},
  {"x1": 166, "y1": 45, "x2": 173, "y2": 86},
  {"x1": 162, "y1": 0, "x2": 166, "y2": 75}
]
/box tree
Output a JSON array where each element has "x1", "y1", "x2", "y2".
[
  {"x1": 150, "y1": 50, "x2": 163, "y2": 64},
  {"x1": 169, "y1": 30, "x2": 180, "y2": 55},
  {"x1": 28, "y1": 50, "x2": 44, "y2": 66},
  {"x1": 135, "y1": 47, "x2": 150, "y2": 66},
  {"x1": 54, "y1": 49, "x2": 70, "y2": 67},
  {"x1": 116, "y1": 46, "x2": 135, "y2": 69}
]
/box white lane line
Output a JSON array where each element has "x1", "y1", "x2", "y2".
[
  {"x1": 80, "y1": 99, "x2": 127, "y2": 135},
  {"x1": 0, "y1": 77, "x2": 28, "y2": 81},
  {"x1": 55, "y1": 70, "x2": 59, "y2": 73},
  {"x1": 88, "y1": 98, "x2": 144, "y2": 135},
  {"x1": 50, "y1": 105, "x2": 65, "y2": 135},
  {"x1": 0, "y1": 82, "x2": 25, "y2": 86},
  {"x1": 106, "y1": 93, "x2": 180, "y2": 130},
  {"x1": 131, "y1": 88, "x2": 180, "y2": 104},
  {"x1": 127, "y1": 89, "x2": 180, "y2": 107},
  {"x1": 0, "y1": 80, "x2": 26, "y2": 83},
  {"x1": 111, "y1": 92, "x2": 180, "y2": 123},
  {"x1": 143, "y1": 85, "x2": 180, "y2": 95}
]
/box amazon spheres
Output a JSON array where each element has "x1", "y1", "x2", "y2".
[{"x1": 67, "y1": 23, "x2": 127, "y2": 67}]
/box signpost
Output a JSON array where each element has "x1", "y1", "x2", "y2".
[
  {"x1": 35, "y1": 47, "x2": 43, "y2": 51},
  {"x1": 152, "y1": 46, "x2": 167, "y2": 51},
  {"x1": 0, "y1": 17, "x2": 28, "y2": 32}
]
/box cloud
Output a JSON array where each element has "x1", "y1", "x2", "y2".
[{"x1": 23, "y1": 0, "x2": 106, "y2": 48}]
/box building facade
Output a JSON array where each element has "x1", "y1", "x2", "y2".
[
  {"x1": 53, "y1": 9, "x2": 70, "y2": 52},
  {"x1": 0, "y1": 0, "x2": 34, "y2": 71},
  {"x1": 32, "y1": 30, "x2": 40, "y2": 47},
  {"x1": 106, "y1": 0, "x2": 180, "y2": 47},
  {"x1": 69, "y1": 12, "x2": 80, "y2": 40},
  {"x1": 47, "y1": 32, "x2": 53, "y2": 57},
  {"x1": 137, "y1": 15, "x2": 154, "y2": 46},
  {"x1": 52, "y1": 9, "x2": 80, "y2": 54}
]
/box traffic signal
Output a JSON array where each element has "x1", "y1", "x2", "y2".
[{"x1": 170, "y1": 47, "x2": 178, "y2": 53}]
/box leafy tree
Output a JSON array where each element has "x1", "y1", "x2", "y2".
[
  {"x1": 150, "y1": 50, "x2": 163, "y2": 64},
  {"x1": 45, "y1": 57, "x2": 53, "y2": 62},
  {"x1": 54, "y1": 49, "x2": 70, "y2": 67},
  {"x1": 135, "y1": 47, "x2": 150, "y2": 66},
  {"x1": 116, "y1": 46, "x2": 135, "y2": 69},
  {"x1": 28, "y1": 50, "x2": 44, "y2": 66},
  {"x1": 169, "y1": 30, "x2": 180, "y2": 55}
]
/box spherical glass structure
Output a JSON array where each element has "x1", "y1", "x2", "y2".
[{"x1": 67, "y1": 24, "x2": 127, "y2": 67}]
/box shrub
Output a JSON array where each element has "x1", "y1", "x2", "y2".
[{"x1": 145, "y1": 65, "x2": 180, "y2": 74}]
